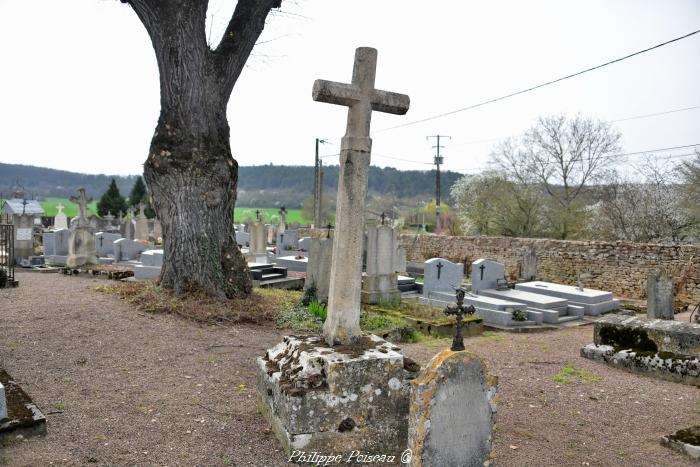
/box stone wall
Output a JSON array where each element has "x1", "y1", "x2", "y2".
[{"x1": 399, "y1": 234, "x2": 700, "y2": 303}]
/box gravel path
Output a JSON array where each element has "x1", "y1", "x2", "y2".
[{"x1": 2, "y1": 271, "x2": 698, "y2": 466}]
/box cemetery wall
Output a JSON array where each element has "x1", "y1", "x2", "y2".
[{"x1": 401, "y1": 235, "x2": 700, "y2": 303}]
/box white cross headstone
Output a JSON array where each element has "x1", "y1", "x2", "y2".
[
  {"x1": 313, "y1": 47, "x2": 409, "y2": 345},
  {"x1": 54, "y1": 203, "x2": 68, "y2": 230}
]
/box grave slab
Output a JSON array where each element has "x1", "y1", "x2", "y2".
[
  {"x1": 515, "y1": 281, "x2": 619, "y2": 315},
  {"x1": 423, "y1": 258, "x2": 463, "y2": 297},
  {"x1": 0, "y1": 369, "x2": 46, "y2": 442}
]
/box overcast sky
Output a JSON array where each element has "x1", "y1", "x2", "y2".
[{"x1": 0, "y1": 0, "x2": 698, "y2": 177}]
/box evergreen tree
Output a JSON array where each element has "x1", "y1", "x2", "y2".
[
  {"x1": 128, "y1": 176, "x2": 147, "y2": 208},
  {"x1": 97, "y1": 179, "x2": 127, "y2": 217}
]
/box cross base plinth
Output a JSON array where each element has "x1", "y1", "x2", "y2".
[
  {"x1": 256, "y1": 334, "x2": 419, "y2": 461},
  {"x1": 66, "y1": 226, "x2": 98, "y2": 268}
]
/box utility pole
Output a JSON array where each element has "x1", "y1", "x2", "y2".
[
  {"x1": 426, "y1": 134, "x2": 450, "y2": 232},
  {"x1": 314, "y1": 138, "x2": 327, "y2": 227}
]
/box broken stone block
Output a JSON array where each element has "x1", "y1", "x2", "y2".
[
  {"x1": 662, "y1": 426, "x2": 700, "y2": 459},
  {"x1": 408, "y1": 349, "x2": 497, "y2": 467},
  {"x1": 256, "y1": 334, "x2": 419, "y2": 458}
]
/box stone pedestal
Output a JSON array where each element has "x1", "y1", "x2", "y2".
[
  {"x1": 257, "y1": 334, "x2": 418, "y2": 458},
  {"x1": 408, "y1": 350, "x2": 497, "y2": 467},
  {"x1": 66, "y1": 226, "x2": 97, "y2": 267}
]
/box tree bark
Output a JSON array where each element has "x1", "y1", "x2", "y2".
[{"x1": 124, "y1": 0, "x2": 281, "y2": 298}]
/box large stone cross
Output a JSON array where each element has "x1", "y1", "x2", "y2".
[
  {"x1": 313, "y1": 47, "x2": 409, "y2": 346},
  {"x1": 56, "y1": 203, "x2": 65, "y2": 214},
  {"x1": 69, "y1": 188, "x2": 91, "y2": 227}
]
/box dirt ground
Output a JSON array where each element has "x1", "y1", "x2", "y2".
[{"x1": 1, "y1": 271, "x2": 698, "y2": 466}]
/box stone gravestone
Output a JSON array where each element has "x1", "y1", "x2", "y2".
[
  {"x1": 235, "y1": 229, "x2": 249, "y2": 247},
  {"x1": 361, "y1": 221, "x2": 401, "y2": 304},
  {"x1": 43, "y1": 228, "x2": 70, "y2": 265},
  {"x1": 134, "y1": 204, "x2": 150, "y2": 241},
  {"x1": 647, "y1": 270, "x2": 674, "y2": 320},
  {"x1": 66, "y1": 188, "x2": 98, "y2": 267},
  {"x1": 258, "y1": 47, "x2": 412, "y2": 458},
  {"x1": 408, "y1": 349, "x2": 498, "y2": 466},
  {"x1": 471, "y1": 258, "x2": 505, "y2": 293},
  {"x1": 297, "y1": 236, "x2": 311, "y2": 252},
  {"x1": 151, "y1": 218, "x2": 162, "y2": 242},
  {"x1": 14, "y1": 214, "x2": 35, "y2": 261},
  {"x1": 276, "y1": 229, "x2": 298, "y2": 250},
  {"x1": 266, "y1": 224, "x2": 275, "y2": 245},
  {"x1": 247, "y1": 222, "x2": 267, "y2": 262},
  {"x1": 95, "y1": 232, "x2": 122, "y2": 257},
  {"x1": 304, "y1": 237, "x2": 334, "y2": 303},
  {"x1": 423, "y1": 258, "x2": 463, "y2": 297},
  {"x1": 54, "y1": 203, "x2": 68, "y2": 230},
  {"x1": 113, "y1": 238, "x2": 146, "y2": 262},
  {"x1": 521, "y1": 246, "x2": 537, "y2": 281}
]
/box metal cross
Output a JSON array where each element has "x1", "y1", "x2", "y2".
[
  {"x1": 380, "y1": 212, "x2": 386, "y2": 225},
  {"x1": 326, "y1": 222, "x2": 333, "y2": 239},
  {"x1": 479, "y1": 264, "x2": 486, "y2": 280},
  {"x1": 444, "y1": 288, "x2": 476, "y2": 352},
  {"x1": 255, "y1": 209, "x2": 262, "y2": 222},
  {"x1": 436, "y1": 261, "x2": 444, "y2": 280}
]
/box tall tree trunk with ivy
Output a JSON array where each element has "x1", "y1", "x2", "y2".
[{"x1": 122, "y1": 0, "x2": 281, "y2": 297}]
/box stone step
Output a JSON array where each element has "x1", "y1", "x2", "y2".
[
  {"x1": 557, "y1": 315, "x2": 581, "y2": 324},
  {"x1": 261, "y1": 273, "x2": 285, "y2": 281},
  {"x1": 398, "y1": 283, "x2": 418, "y2": 292}
]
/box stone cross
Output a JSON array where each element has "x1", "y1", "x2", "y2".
[
  {"x1": 69, "y1": 188, "x2": 91, "y2": 227},
  {"x1": 56, "y1": 203, "x2": 64, "y2": 214},
  {"x1": 313, "y1": 47, "x2": 409, "y2": 346}
]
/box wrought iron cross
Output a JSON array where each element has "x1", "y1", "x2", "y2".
[
  {"x1": 256, "y1": 209, "x2": 262, "y2": 222},
  {"x1": 479, "y1": 264, "x2": 486, "y2": 280},
  {"x1": 444, "y1": 288, "x2": 476, "y2": 352},
  {"x1": 326, "y1": 222, "x2": 333, "y2": 239},
  {"x1": 380, "y1": 212, "x2": 386, "y2": 225},
  {"x1": 436, "y1": 261, "x2": 444, "y2": 280}
]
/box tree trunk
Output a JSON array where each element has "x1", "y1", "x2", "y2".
[{"x1": 125, "y1": 0, "x2": 281, "y2": 297}]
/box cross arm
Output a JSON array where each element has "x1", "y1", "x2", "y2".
[
  {"x1": 312, "y1": 80, "x2": 359, "y2": 107},
  {"x1": 371, "y1": 90, "x2": 410, "y2": 115}
]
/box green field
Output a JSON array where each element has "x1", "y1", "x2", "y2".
[
  {"x1": 37, "y1": 199, "x2": 306, "y2": 223},
  {"x1": 41, "y1": 198, "x2": 98, "y2": 217},
  {"x1": 233, "y1": 207, "x2": 307, "y2": 223}
]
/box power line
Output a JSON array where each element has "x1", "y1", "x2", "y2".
[
  {"x1": 375, "y1": 29, "x2": 700, "y2": 133},
  {"x1": 451, "y1": 104, "x2": 700, "y2": 148}
]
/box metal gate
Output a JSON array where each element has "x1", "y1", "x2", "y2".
[{"x1": 0, "y1": 224, "x2": 17, "y2": 287}]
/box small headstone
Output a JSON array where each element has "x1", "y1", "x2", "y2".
[
  {"x1": 647, "y1": 270, "x2": 674, "y2": 320},
  {"x1": 304, "y1": 237, "x2": 333, "y2": 302},
  {"x1": 95, "y1": 232, "x2": 122, "y2": 257},
  {"x1": 423, "y1": 258, "x2": 463, "y2": 296},
  {"x1": 297, "y1": 236, "x2": 312, "y2": 252},
  {"x1": 521, "y1": 246, "x2": 537, "y2": 281},
  {"x1": 276, "y1": 229, "x2": 298, "y2": 250},
  {"x1": 235, "y1": 229, "x2": 249, "y2": 247},
  {"x1": 266, "y1": 224, "x2": 275, "y2": 245},
  {"x1": 471, "y1": 259, "x2": 505, "y2": 293},
  {"x1": 151, "y1": 218, "x2": 162, "y2": 241},
  {"x1": 113, "y1": 238, "x2": 146, "y2": 261},
  {"x1": 408, "y1": 349, "x2": 498, "y2": 467},
  {"x1": 54, "y1": 204, "x2": 68, "y2": 230},
  {"x1": 361, "y1": 222, "x2": 401, "y2": 304},
  {"x1": 248, "y1": 222, "x2": 266, "y2": 255},
  {"x1": 134, "y1": 203, "x2": 150, "y2": 241}
]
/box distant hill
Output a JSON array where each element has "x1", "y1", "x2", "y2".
[{"x1": 0, "y1": 162, "x2": 463, "y2": 209}]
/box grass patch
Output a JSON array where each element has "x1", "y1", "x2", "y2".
[
  {"x1": 481, "y1": 331, "x2": 505, "y2": 341},
  {"x1": 95, "y1": 282, "x2": 295, "y2": 325},
  {"x1": 552, "y1": 364, "x2": 601, "y2": 384}
]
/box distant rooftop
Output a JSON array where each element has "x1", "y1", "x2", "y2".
[{"x1": 2, "y1": 198, "x2": 45, "y2": 216}]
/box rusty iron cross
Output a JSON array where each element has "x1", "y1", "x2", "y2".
[
  {"x1": 326, "y1": 222, "x2": 333, "y2": 239},
  {"x1": 444, "y1": 288, "x2": 476, "y2": 352}
]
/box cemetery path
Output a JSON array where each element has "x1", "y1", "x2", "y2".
[
  {"x1": 1, "y1": 271, "x2": 698, "y2": 466},
  {"x1": 403, "y1": 320, "x2": 699, "y2": 467},
  {"x1": 1, "y1": 271, "x2": 295, "y2": 467}
]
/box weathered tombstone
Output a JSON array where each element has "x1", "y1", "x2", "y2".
[
  {"x1": 235, "y1": 229, "x2": 249, "y2": 247},
  {"x1": 471, "y1": 258, "x2": 505, "y2": 293},
  {"x1": 266, "y1": 224, "x2": 275, "y2": 245},
  {"x1": 113, "y1": 238, "x2": 146, "y2": 262},
  {"x1": 276, "y1": 229, "x2": 298, "y2": 250},
  {"x1": 134, "y1": 203, "x2": 150, "y2": 241},
  {"x1": 13, "y1": 214, "x2": 35, "y2": 261},
  {"x1": 124, "y1": 208, "x2": 135, "y2": 240},
  {"x1": 408, "y1": 349, "x2": 498, "y2": 466},
  {"x1": 521, "y1": 246, "x2": 537, "y2": 281},
  {"x1": 95, "y1": 232, "x2": 122, "y2": 257},
  {"x1": 103, "y1": 212, "x2": 117, "y2": 232},
  {"x1": 134, "y1": 249, "x2": 163, "y2": 279},
  {"x1": 66, "y1": 188, "x2": 98, "y2": 267},
  {"x1": 361, "y1": 221, "x2": 401, "y2": 304},
  {"x1": 54, "y1": 203, "x2": 68, "y2": 230},
  {"x1": 304, "y1": 237, "x2": 333, "y2": 302},
  {"x1": 151, "y1": 218, "x2": 162, "y2": 241},
  {"x1": 647, "y1": 270, "x2": 674, "y2": 320},
  {"x1": 247, "y1": 222, "x2": 267, "y2": 262},
  {"x1": 277, "y1": 206, "x2": 287, "y2": 236},
  {"x1": 423, "y1": 258, "x2": 463, "y2": 297},
  {"x1": 258, "y1": 47, "x2": 413, "y2": 458}
]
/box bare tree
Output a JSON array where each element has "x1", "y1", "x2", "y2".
[
  {"x1": 119, "y1": 0, "x2": 281, "y2": 297},
  {"x1": 493, "y1": 115, "x2": 622, "y2": 239}
]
